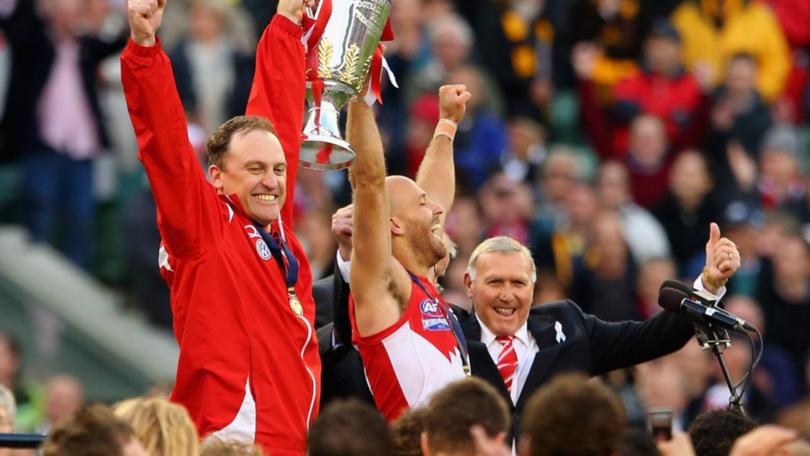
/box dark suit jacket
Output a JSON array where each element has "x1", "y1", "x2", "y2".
[
  {"x1": 312, "y1": 272, "x2": 337, "y2": 329},
  {"x1": 456, "y1": 300, "x2": 694, "y2": 440},
  {"x1": 315, "y1": 262, "x2": 376, "y2": 407}
]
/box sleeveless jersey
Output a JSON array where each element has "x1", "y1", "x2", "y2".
[{"x1": 350, "y1": 273, "x2": 467, "y2": 420}]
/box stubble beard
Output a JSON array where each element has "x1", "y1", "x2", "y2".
[{"x1": 404, "y1": 218, "x2": 447, "y2": 270}]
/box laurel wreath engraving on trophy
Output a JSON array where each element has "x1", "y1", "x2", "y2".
[
  {"x1": 339, "y1": 44, "x2": 361, "y2": 90},
  {"x1": 318, "y1": 39, "x2": 334, "y2": 79},
  {"x1": 300, "y1": 0, "x2": 392, "y2": 169}
]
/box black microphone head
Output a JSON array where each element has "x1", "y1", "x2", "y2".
[
  {"x1": 659, "y1": 279, "x2": 692, "y2": 296},
  {"x1": 659, "y1": 287, "x2": 688, "y2": 312}
]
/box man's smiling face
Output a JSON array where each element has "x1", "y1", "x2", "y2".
[
  {"x1": 466, "y1": 251, "x2": 534, "y2": 337},
  {"x1": 210, "y1": 129, "x2": 287, "y2": 226}
]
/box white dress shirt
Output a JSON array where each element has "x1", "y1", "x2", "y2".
[{"x1": 476, "y1": 315, "x2": 539, "y2": 405}]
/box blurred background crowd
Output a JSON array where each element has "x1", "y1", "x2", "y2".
[{"x1": 0, "y1": 0, "x2": 809, "y2": 445}]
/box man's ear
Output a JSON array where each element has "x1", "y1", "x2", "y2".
[
  {"x1": 209, "y1": 164, "x2": 223, "y2": 191},
  {"x1": 390, "y1": 217, "x2": 404, "y2": 236},
  {"x1": 464, "y1": 272, "x2": 474, "y2": 298},
  {"x1": 420, "y1": 431, "x2": 431, "y2": 456}
]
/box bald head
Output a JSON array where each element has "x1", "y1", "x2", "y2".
[{"x1": 386, "y1": 176, "x2": 424, "y2": 217}]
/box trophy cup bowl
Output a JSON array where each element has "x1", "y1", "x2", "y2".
[{"x1": 300, "y1": 0, "x2": 392, "y2": 170}]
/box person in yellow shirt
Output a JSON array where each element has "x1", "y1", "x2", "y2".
[{"x1": 671, "y1": 0, "x2": 790, "y2": 102}]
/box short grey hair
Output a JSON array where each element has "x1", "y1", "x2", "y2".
[
  {"x1": 0, "y1": 383, "x2": 15, "y2": 429},
  {"x1": 427, "y1": 14, "x2": 473, "y2": 48},
  {"x1": 466, "y1": 236, "x2": 536, "y2": 282}
]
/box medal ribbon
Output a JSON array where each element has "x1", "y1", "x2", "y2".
[
  {"x1": 254, "y1": 223, "x2": 299, "y2": 292},
  {"x1": 407, "y1": 272, "x2": 470, "y2": 375}
]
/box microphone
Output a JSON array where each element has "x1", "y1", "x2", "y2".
[
  {"x1": 658, "y1": 288, "x2": 755, "y2": 332},
  {"x1": 659, "y1": 279, "x2": 716, "y2": 305},
  {"x1": 658, "y1": 279, "x2": 731, "y2": 348}
]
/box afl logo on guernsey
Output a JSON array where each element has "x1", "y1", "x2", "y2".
[
  {"x1": 255, "y1": 239, "x2": 272, "y2": 260},
  {"x1": 420, "y1": 298, "x2": 450, "y2": 331}
]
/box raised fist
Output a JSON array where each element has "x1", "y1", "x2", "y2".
[
  {"x1": 278, "y1": 0, "x2": 315, "y2": 25},
  {"x1": 128, "y1": 0, "x2": 165, "y2": 46},
  {"x1": 438, "y1": 84, "x2": 471, "y2": 124}
]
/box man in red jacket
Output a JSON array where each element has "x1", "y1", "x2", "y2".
[{"x1": 122, "y1": 0, "x2": 319, "y2": 454}]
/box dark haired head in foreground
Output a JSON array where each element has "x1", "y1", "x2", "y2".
[
  {"x1": 521, "y1": 373, "x2": 627, "y2": 456},
  {"x1": 421, "y1": 377, "x2": 510, "y2": 456},
  {"x1": 42, "y1": 404, "x2": 146, "y2": 456},
  {"x1": 392, "y1": 406, "x2": 428, "y2": 456},
  {"x1": 688, "y1": 409, "x2": 757, "y2": 456},
  {"x1": 308, "y1": 399, "x2": 394, "y2": 456}
]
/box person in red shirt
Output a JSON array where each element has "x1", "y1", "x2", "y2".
[
  {"x1": 122, "y1": 0, "x2": 319, "y2": 454},
  {"x1": 613, "y1": 19, "x2": 705, "y2": 152},
  {"x1": 347, "y1": 84, "x2": 471, "y2": 421}
]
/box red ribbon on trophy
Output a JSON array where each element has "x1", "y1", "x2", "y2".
[
  {"x1": 299, "y1": 0, "x2": 396, "y2": 169},
  {"x1": 303, "y1": 0, "x2": 332, "y2": 129}
]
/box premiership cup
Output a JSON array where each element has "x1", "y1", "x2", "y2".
[{"x1": 300, "y1": 0, "x2": 392, "y2": 170}]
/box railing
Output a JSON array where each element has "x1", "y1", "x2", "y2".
[{"x1": 0, "y1": 433, "x2": 47, "y2": 448}]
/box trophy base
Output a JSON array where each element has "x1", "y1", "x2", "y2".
[{"x1": 300, "y1": 136, "x2": 355, "y2": 170}]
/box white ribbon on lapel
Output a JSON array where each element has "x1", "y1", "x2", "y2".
[{"x1": 554, "y1": 321, "x2": 566, "y2": 343}]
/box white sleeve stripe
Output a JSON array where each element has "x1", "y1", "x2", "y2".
[{"x1": 158, "y1": 245, "x2": 174, "y2": 272}]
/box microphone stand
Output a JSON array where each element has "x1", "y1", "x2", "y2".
[{"x1": 695, "y1": 324, "x2": 746, "y2": 415}]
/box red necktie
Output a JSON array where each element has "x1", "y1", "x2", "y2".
[{"x1": 496, "y1": 336, "x2": 518, "y2": 392}]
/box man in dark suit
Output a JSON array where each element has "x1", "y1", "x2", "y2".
[
  {"x1": 458, "y1": 227, "x2": 740, "y2": 439},
  {"x1": 316, "y1": 204, "x2": 375, "y2": 406}
]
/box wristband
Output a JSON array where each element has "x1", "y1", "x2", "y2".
[{"x1": 433, "y1": 118, "x2": 458, "y2": 141}]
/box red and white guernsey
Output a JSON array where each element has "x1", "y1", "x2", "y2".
[
  {"x1": 350, "y1": 274, "x2": 468, "y2": 420},
  {"x1": 121, "y1": 16, "x2": 319, "y2": 455}
]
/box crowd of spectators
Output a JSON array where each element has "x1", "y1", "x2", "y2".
[
  {"x1": 1, "y1": 371, "x2": 809, "y2": 455},
  {"x1": 1, "y1": 0, "x2": 810, "y2": 452}
]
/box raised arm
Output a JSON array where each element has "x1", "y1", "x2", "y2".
[
  {"x1": 347, "y1": 100, "x2": 408, "y2": 336},
  {"x1": 122, "y1": 0, "x2": 220, "y2": 258},
  {"x1": 245, "y1": 0, "x2": 308, "y2": 225},
  {"x1": 415, "y1": 85, "x2": 470, "y2": 222}
]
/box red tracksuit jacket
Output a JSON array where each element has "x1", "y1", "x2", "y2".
[{"x1": 121, "y1": 16, "x2": 320, "y2": 455}]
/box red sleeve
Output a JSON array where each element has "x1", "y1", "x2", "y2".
[
  {"x1": 245, "y1": 15, "x2": 306, "y2": 226},
  {"x1": 121, "y1": 39, "x2": 223, "y2": 259},
  {"x1": 612, "y1": 75, "x2": 642, "y2": 102},
  {"x1": 774, "y1": 0, "x2": 810, "y2": 46}
]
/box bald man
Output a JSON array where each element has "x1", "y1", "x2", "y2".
[{"x1": 347, "y1": 85, "x2": 470, "y2": 420}]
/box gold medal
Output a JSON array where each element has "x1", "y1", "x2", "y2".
[{"x1": 288, "y1": 288, "x2": 303, "y2": 317}]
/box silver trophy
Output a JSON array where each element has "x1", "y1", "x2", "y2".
[{"x1": 300, "y1": 0, "x2": 392, "y2": 170}]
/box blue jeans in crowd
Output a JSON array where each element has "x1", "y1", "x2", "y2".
[{"x1": 21, "y1": 147, "x2": 94, "y2": 270}]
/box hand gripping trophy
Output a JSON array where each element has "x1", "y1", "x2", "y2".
[{"x1": 300, "y1": 0, "x2": 393, "y2": 170}]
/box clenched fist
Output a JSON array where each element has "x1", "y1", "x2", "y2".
[
  {"x1": 278, "y1": 0, "x2": 315, "y2": 25},
  {"x1": 128, "y1": 0, "x2": 165, "y2": 46},
  {"x1": 331, "y1": 204, "x2": 354, "y2": 261},
  {"x1": 438, "y1": 84, "x2": 472, "y2": 124}
]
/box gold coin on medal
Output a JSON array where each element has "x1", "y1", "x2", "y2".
[{"x1": 289, "y1": 293, "x2": 304, "y2": 317}]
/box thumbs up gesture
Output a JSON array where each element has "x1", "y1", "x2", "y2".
[{"x1": 702, "y1": 222, "x2": 741, "y2": 293}]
